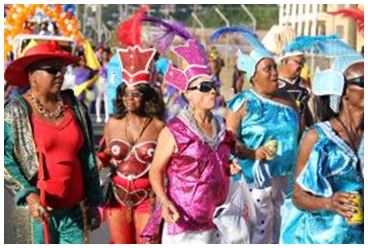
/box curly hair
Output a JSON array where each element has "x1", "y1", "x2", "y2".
[{"x1": 114, "y1": 83, "x2": 165, "y2": 120}]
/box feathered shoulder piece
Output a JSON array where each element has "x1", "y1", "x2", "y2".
[
  {"x1": 327, "y1": 8, "x2": 364, "y2": 32},
  {"x1": 116, "y1": 5, "x2": 149, "y2": 47},
  {"x1": 141, "y1": 15, "x2": 194, "y2": 53}
]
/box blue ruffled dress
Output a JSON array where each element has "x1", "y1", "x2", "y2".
[
  {"x1": 279, "y1": 122, "x2": 364, "y2": 244},
  {"x1": 227, "y1": 89, "x2": 299, "y2": 187}
]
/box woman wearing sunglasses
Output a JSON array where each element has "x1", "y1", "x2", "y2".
[
  {"x1": 280, "y1": 53, "x2": 364, "y2": 244},
  {"x1": 96, "y1": 9, "x2": 166, "y2": 243},
  {"x1": 147, "y1": 39, "x2": 240, "y2": 244},
  {"x1": 4, "y1": 42, "x2": 102, "y2": 243},
  {"x1": 212, "y1": 26, "x2": 300, "y2": 244}
]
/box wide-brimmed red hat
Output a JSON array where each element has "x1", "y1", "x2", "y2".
[{"x1": 5, "y1": 42, "x2": 78, "y2": 87}]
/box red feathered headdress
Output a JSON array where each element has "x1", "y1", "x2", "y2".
[
  {"x1": 117, "y1": 45, "x2": 156, "y2": 86},
  {"x1": 327, "y1": 8, "x2": 364, "y2": 33},
  {"x1": 116, "y1": 5, "x2": 156, "y2": 86},
  {"x1": 117, "y1": 5, "x2": 149, "y2": 47}
]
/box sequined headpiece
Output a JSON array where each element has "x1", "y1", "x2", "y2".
[
  {"x1": 163, "y1": 39, "x2": 212, "y2": 92},
  {"x1": 115, "y1": 5, "x2": 156, "y2": 86}
]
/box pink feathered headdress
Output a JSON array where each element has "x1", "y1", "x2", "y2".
[{"x1": 164, "y1": 39, "x2": 211, "y2": 92}]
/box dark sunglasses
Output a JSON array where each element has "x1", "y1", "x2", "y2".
[
  {"x1": 34, "y1": 65, "x2": 66, "y2": 75},
  {"x1": 346, "y1": 76, "x2": 364, "y2": 88},
  {"x1": 123, "y1": 91, "x2": 143, "y2": 98},
  {"x1": 187, "y1": 81, "x2": 218, "y2": 93}
]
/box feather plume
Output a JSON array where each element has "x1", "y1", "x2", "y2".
[
  {"x1": 284, "y1": 35, "x2": 339, "y2": 53},
  {"x1": 116, "y1": 5, "x2": 149, "y2": 47},
  {"x1": 141, "y1": 16, "x2": 193, "y2": 53},
  {"x1": 210, "y1": 26, "x2": 265, "y2": 50},
  {"x1": 327, "y1": 8, "x2": 364, "y2": 32},
  {"x1": 283, "y1": 35, "x2": 358, "y2": 57}
]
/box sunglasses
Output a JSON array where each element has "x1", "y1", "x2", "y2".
[
  {"x1": 123, "y1": 91, "x2": 143, "y2": 98},
  {"x1": 34, "y1": 65, "x2": 66, "y2": 75},
  {"x1": 347, "y1": 76, "x2": 364, "y2": 88},
  {"x1": 187, "y1": 81, "x2": 218, "y2": 93}
]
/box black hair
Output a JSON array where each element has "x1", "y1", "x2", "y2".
[
  {"x1": 313, "y1": 95, "x2": 339, "y2": 122},
  {"x1": 313, "y1": 77, "x2": 349, "y2": 122},
  {"x1": 114, "y1": 83, "x2": 166, "y2": 120}
]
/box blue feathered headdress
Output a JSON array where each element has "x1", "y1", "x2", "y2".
[
  {"x1": 311, "y1": 37, "x2": 364, "y2": 113},
  {"x1": 281, "y1": 34, "x2": 360, "y2": 59},
  {"x1": 211, "y1": 26, "x2": 273, "y2": 82}
]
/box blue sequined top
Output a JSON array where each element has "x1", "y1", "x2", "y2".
[
  {"x1": 227, "y1": 89, "x2": 299, "y2": 187},
  {"x1": 280, "y1": 122, "x2": 363, "y2": 244}
]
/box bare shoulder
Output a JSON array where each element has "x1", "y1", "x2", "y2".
[
  {"x1": 106, "y1": 116, "x2": 120, "y2": 126},
  {"x1": 151, "y1": 118, "x2": 166, "y2": 130},
  {"x1": 300, "y1": 128, "x2": 319, "y2": 148},
  {"x1": 158, "y1": 126, "x2": 175, "y2": 144},
  {"x1": 104, "y1": 116, "x2": 124, "y2": 132}
]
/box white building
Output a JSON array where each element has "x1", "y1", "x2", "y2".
[{"x1": 278, "y1": 4, "x2": 363, "y2": 50}]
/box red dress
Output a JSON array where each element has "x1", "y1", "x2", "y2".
[{"x1": 31, "y1": 105, "x2": 85, "y2": 209}]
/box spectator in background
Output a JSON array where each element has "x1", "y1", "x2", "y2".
[
  {"x1": 95, "y1": 48, "x2": 111, "y2": 123},
  {"x1": 277, "y1": 50, "x2": 314, "y2": 132}
]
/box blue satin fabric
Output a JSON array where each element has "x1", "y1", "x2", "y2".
[
  {"x1": 227, "y1": 89, "x2": 299, "y2": 186},
  {"x1": 280, "y1": 122, "x2": 363, "y2": 244}
]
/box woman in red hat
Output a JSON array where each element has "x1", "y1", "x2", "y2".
[
  {"x1": 96, "y1": 7, "x2": 165, "y2": 244},
  {"x1": 4, "y1": 41, "x2": 102, "y2": 244}
]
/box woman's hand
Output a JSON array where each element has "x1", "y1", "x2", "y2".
[
  {"x1": 96, "y1": 150, "x2": 111, "y2": 171},
  {"x1": 254, "y1": 146, "x2": 273, "y2": 161},
  {"x1": 229, "y1": 159, "x2": 242, "y2": 175},
  {"x1": 26, "y1": 193, "x2": 49, "y2": 224},
  {"x1": 85, "y1": 206, "x2": 102, "y2": 231},
  {"x1": 233, "y1": 141, "x2": 272, "y2": 161},
  {"x1": 327, "y1": 192, "x2": 356, "y2": 219},
  {"x1": 160, "y1": 198, "x2": 180, "y2": 224},
  {"x1": 96, "y1": 156, "x2": 104, "y2": 171}
]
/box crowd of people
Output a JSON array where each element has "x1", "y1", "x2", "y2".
[{"x1": 4, "y1": 6, "x2": 364, "y2": 244}]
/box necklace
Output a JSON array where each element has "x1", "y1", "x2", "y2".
[
  {"x1": 124, "y1": 116, "x2": 151, "y2": 146},
  {"x1": 336, "y1": 117, "x2": 359, "y2": 152},
  {"x1": 28, "y1": 91, "x2": 64, "y2": 120},
  {"x1": 189, "y1": 108, "x2": 219, "y2": 146}
]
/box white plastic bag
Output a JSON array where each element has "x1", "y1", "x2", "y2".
[{"x1": 213, "y1": 175, "x2": 255, "y2": 244}]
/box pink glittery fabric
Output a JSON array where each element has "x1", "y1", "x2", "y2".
[
  {"x1": 164, "y1": 117, "x2": 232, "y2": 235},
  {"x1": 163, "y1": 39, "x2": 211, "y2": 92}
]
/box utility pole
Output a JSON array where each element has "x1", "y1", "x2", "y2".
[
  {"x1": 240, "y1": 4, "x2": 257, "y2": 31},
  {"x1": 96, "y1": 5, "x2": 102, "y2": 43},
  {"x1": 118, "y1": 5, "x2": 124, "y2": 21},
  {"x1": 192, "y1": 12, "x2": 205, "y2": 45},
  {"x1": 82, "y1": 5, "x2": 88, "y2": 34},
  {"x1": 215, "y1": 7, "x2": 230, "y2": 68}
]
